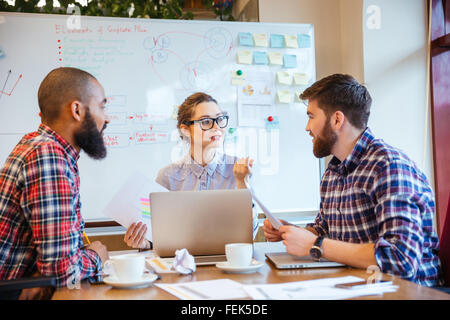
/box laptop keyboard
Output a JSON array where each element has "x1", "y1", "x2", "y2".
[
  {"x1": 160, "y1": 255, "x2": 227, "y2": 265},
  {"x1": 194, "y1": 255, "x2": 227, "y2": 264}
]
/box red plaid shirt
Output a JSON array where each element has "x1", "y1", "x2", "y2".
[{"x1": 0, "y1": 124, "x2": 102, "y2": 287}]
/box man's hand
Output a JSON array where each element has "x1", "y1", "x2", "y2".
[
  {"x1": 86, "y1": 241, "x2": 109, "y2": 265},
  {"x1": 263, "y1": 219, "x2": 292, "y2": 242},
  {"x1": 278, "y1": 225, "x2": 317, "y2": 256}
]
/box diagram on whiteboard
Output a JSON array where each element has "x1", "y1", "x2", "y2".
[
  {"x1": 144, "y1": 27, "x2": 233, "y2": 92},
  {"x1": 0, "y1": 69, "x2": 22, "y2": 101}
]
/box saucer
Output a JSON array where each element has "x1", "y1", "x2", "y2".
[
  {"x1": 216, "y1": 259, "x2": 264, "y2": 273},
  {"x1": 103, "y1": 273, "x2": 159, "y2": 289}
]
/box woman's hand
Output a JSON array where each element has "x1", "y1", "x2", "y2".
[
  {"x1": 124, "y1": 222, "x2": 151, "y2": 249},
  {"x1": 233, "y1": 157, "x2": 254, "y2": 188}
]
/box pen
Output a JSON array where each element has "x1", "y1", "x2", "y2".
[{"x1": 83, "y1": 231, "x2": 91, "y2": 245}]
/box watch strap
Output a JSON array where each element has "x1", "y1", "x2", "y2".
[{"x1": 313, "y1": 235, "x2": 324, "y2": 248}]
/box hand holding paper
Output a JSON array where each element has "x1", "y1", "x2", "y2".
[{"x1": 244, "y1": 177, "x2": 283, "y2": 230}]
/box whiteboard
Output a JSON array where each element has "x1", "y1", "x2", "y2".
[{"x1": 0, "y1": 13, "x2": 321, "y2": 221}]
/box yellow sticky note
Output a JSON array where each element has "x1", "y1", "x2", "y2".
[
  {"x1": 285, "y1": 35, "x2": 298, "y2": 48},
  {"x1": 277, "y1": 90, "x2": 292, "y2": 104},
  {"x1": 171, "y1": 105, "x2": 179, "y2": 120},
  {"x1": 295, "y1": 90, "x2": 304, "y2": 102},
  {"x1": 277, "y1": 71, "x2": 292, "y2": 85},
  {"x1": 293, "y1": 73, "x2": 309, "y2": 85},
  {"x1": 253, "y1": 33, "x2": 268, "y2": 47},
  {"x1": 237, "y1": 50, "x2": 252, "y2": 64},
  {"x1": 268, "y1": 52, "x2": 283, "y2": 65}
]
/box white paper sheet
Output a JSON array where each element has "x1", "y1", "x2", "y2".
[
  {"x1": 155, "y1": 279, "x2": 249, "y2": 300},
  {"x1": 102, "y1": 171, "x2": 168, "y2": 241},
  {"x1": 237, "y1": 70, "x2": 275, "y2": 127},
  {"x1": 243, "y1": 276, "x2": 398, "y2": 300},
  {"x1": 244, "y1": 177, "x2": 283, "y2": 229}
]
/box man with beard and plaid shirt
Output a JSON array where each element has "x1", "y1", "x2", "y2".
[
  {"x1": 263, "y1": 74, "x2": 443, "y2": 287},
  {"x1": 0, "y1": 67, "x2": 110, "y2": 299}
]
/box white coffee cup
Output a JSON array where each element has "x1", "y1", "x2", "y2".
[
  {"x1": 104, "y1": 254, "x2": 145, "y2": 282},
  {"x1": 225, "y1": 243, "x2": 253, "y2": 267}
]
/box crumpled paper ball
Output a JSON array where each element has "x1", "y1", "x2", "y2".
[{"x1": 173, "y1": 248, "x2": 196, "y2": 275}]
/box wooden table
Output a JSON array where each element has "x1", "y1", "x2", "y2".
[{"x1": 52, "y1": 242, "x2": 450, "y2": 300}]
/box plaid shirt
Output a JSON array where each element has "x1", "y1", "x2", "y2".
[
  {"x1": 0, "y1": 124, "x2": 102, "y2": 288},
  {"x1": 308, "y1": 128, "x2": 443, "y2": 287}
]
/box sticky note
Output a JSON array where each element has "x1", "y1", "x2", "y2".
[
  {"x1": 253, "y1": 51, "x2": 269, "y2": 65},
  {"x1": 277, "y1": 90, "x2": 292, "y2": 104},
  {"x1": 253, "y1": 33, "x2": 268, "y2": 47},
  {"x1": 231, "y1": 70, "x2": 246, "y2": 85},
  {"x1": 298, "y1": 34, "x2": 311, "y2": 48},
  {"x1": 293, "y1": 73, "x2": 309, "y2": 85},
  {"x1": 295, "y1": 91, "x2": 305, "y2": 103},
  {"x1": 171, "y1": 105, "x2": 179, "y2": 120},
  {"x1": 237, "y1": 50, "x2": 252, "y2": 64},
  {"x1": 270, "y1": 34, "x2": 284, "y2": 48},
  {"x1": 239, "y1": 32, "x2": 254, "y2": 46},
  {"x1": 276, "y1": 71, "x2": 292, "y2": 85},
  {"x1": 284, "y1": 35, "x2": 298, "y2": 48},
  {"x1": 268, "y1": 52, "x2": 283, "y2": 65},
  {"x1": 265, "y1": 116, "x2": 280, "y2": 131},
  {"x1": 283, "y1": 54, "x2": 298, "y2": 68}
]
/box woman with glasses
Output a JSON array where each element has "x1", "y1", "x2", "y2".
[{"x1": 124, "y1": 92, "x2": 257, "y2": 249}]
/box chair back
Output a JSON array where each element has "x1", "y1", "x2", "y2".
[{"x1": 439, "y1": 195, "x2": 450, "y2": 286}]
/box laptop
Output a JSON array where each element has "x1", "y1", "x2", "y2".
[
  {"x1": 150, "y1": 189, "x2": 253, "y2": 265},
  {"x1": 266, "y1": 252, "x2": 345, "y2": 269}
]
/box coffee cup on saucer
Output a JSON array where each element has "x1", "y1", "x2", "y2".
[
  {"x1": 225, "y1": 243, "x2": 253, "y2": 267},
  {"x1": 104, "y1": 254, "x2": 145, "y2": 282}
]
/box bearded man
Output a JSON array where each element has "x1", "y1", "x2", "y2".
[
  {"x1": 0, "y1": 67, "x2": 110, "y2": 299},
  {"x1": 263, "y1": 74, "x2": 443, "y2": 287}
]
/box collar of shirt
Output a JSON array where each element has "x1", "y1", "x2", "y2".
[
  {"x1": 38, "y1": 123, "x2": 80, "y2": 166},
  {"x1": 328, "y1": 127, "x2": 375, "y2": 176},
  {"x1": 180, "y1": 152, "x2": 231, "y2": 179}
]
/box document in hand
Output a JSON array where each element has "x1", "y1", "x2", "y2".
[
  {"x1": 244, "y1": 178, "x2": 283, "y2": 229},
  {"x1": 102, "y1": 171, "x2": 168, "y2": 241}
]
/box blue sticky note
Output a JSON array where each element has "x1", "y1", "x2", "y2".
[
  {"x1": 298, "y1": 34, "x2": 311, "y2": 48},
  {"x1": 265, "y1": 116, "x2": 280, "y2": 131},
  {"x1": 253, "y1": 51, "x2": 269, "y2": 65},
  {"x1": 239, "y1": 32, "x2": 254, "y2": 46},
  {"x1": 270, "y1": 34, "x2": 284, "y2": 48},
  {"x1": 283, "y1": 54, "x2": 297, "y2": 68}
]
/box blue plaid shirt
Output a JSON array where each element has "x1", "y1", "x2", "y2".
[{"x1": 307, "y1": 128, "x2": 443, "y2": 287}]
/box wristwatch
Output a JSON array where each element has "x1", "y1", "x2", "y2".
[{"x1": 310, "y1": 235, "x2": 325, "y2": 261}]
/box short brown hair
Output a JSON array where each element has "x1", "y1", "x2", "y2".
[
  {"x1": 176, "y1": 92, "x2": 218, "y2": 140},
  {"x1": 300, "y1": 74, "x2": 372, "y2": 129},
  {"x1": 38, "y1": 67, "x2": 97, "y2": 123}
]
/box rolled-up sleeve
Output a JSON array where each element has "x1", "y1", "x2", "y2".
[
  {"x1": 372, "y1": 160, "x2": 428, "y2": 280},
  {"x1": 21, "y1": 145, "x2": 102, "y2": 287}
]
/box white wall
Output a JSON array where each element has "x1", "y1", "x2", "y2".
[
  {"x1": 259, "y1": 0, "x2": 344, "y2": 79},
  {"x1": 363, "y1": 0, "x2": 433, "y2": 182},
  {"x1": 259, "y1": 0, "x2": 433, "y2": 183}
]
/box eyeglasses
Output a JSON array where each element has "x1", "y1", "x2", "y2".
[{"x1": 184, "y1": 115, "x2": 229, "y2": 131}]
